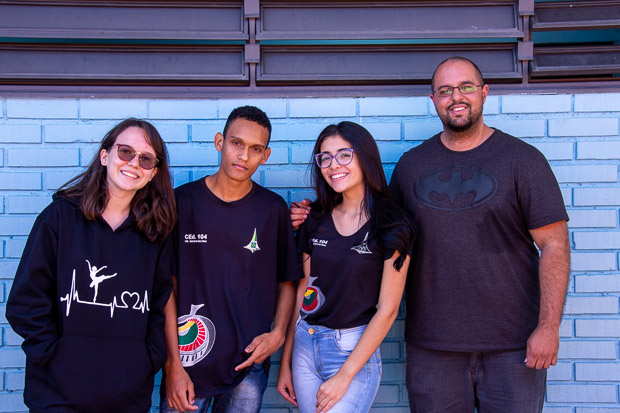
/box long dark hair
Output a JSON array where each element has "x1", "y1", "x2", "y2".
[
  {"x1": 309, "y1": 121, "x2": 413, "y2": 270},
  {"x1": 57, "y1": 118, "x2": 176, "y2": 241}
]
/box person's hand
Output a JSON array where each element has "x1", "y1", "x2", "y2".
[
  {"x1": 525, "y1": 324, "x2": 559, "y2": 369},
  {"x1": 234, "y1": 330, "x2": 285, "y2": 371},
  {"x1": 315, "y1": 372, "x2": 352, "y2": 412},
  {"x1": 276, "y1": 362, "x2": 298, "y2": 406},
  {"x1": 165, "y1": 362, "x2": 198, "y2": 411},
  {"x1": 290, "y1": 199, "x2": 311, "y2": 230}
]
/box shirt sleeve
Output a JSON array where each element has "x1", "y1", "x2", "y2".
[
  {"x1": 388, "y1": 160, "x2": 404, "y2": 205},
  {"x1": 6, "y1": 208, "x2": 60, "y2": 365},
  {"x1": 145, "y1": 234, "x2": 174, "y2": 373},
  {"x1": 277, "y1": 201, "x2": 304, "y2": 283},
  {"x1": 517, "y1": 146, "x2": 569, "y2": 230},
  {"x1": 296, "y1": 222, "x2": 311, "y2": 256},
  {"x1": 296, "y1": 210, "x2": 320, "y2": 256}
]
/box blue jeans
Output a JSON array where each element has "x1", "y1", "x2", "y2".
[
  {"x1": 406, "y1": 343, "x2": 546, "y2": 413},
  {"x1": 160, "y1": 362, "x2": 267, "y2": 413},
  {"x1": 292, "y1": 319, "x2": 381, "y2": 413}
]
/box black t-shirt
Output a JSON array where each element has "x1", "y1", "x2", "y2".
[
  {"x1": 390, "y1": 129, "x2": 568, "y2": 352},
  {"x1": 297, "y1": 212, "x2": 395, "y2": 329},
  {"x1": 170, "y1": 178, "x2": 301, "y2": 397}
]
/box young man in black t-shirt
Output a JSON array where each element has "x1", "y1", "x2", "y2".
[{"x1": 160, "y1": 106, "x2": 300, "y2": 413}]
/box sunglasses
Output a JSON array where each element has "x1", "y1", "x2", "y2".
[
  {"x1": 112, "y1": 144, "x2": 159, "y2": 170},
  {"x1": 315, "y1": 148, "x2": 354, "y2": 168}
]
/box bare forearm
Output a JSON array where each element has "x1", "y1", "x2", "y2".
[
  {"x1": 281, "y1": 277, "x2": 307, "y2": 366},
  {"x1": 338, "y1": 254, "x2": 409, "y2": 379},
  {"x1": 338, "y1": 307, "x2": 399, "y2": 380},
  {"x1": 273, "y1": 282, "x2": 297, "y2": 338},
  {"x1": 537, "y1": 225, "x2": 570, "y2": 330}
]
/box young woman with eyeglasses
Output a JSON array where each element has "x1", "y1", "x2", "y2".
[
  {"x1": 7, "y1": 118, "x2": 176, "y2": 413},
  {"x1": 277, "y1": 121, "x2": 413, "y2": 413}
]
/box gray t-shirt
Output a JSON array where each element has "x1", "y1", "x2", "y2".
[{"x1": 389, "y1": 129, "x2": 568, "y2": 351}]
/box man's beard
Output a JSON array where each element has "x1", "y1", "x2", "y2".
[{"x1": 439, "y1": 103, "x2": 482, "y2": 133}]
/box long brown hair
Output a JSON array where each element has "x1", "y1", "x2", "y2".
[
  {"x1": 57, "y1": 118, "x2": 176, "y2": 241},
  {"x1": 309, "y1": 121, "x2": 413, "y2": 270}
]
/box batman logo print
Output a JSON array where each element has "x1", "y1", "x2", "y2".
[{"x1": 415, "y1": 166, "x2": 497, "y2": 210}]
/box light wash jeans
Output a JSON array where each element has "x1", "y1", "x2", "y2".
[
  {"x1": 292, "y1": 319, "x2": 381, "y2": 413},
  {"x1": 160, "y1": 362, "x2": 267, "y2": 413},
  {"x1": 406, "y1": 343, "x2": 547, "y2": 413}
]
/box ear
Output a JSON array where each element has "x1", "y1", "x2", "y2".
[
  {"x1": 149, "y1": 167, "x2": 158, "y2": 182},
  {"x1": 430, "y1": 93, "x2": 436, "y2": 105},
  {"x1": 481, "y1": 84, "x2": 489, "y2": 104},
  {"x1": 214, "y1": 132, "x2": 224, "y2": 152},
  {"x1": 260, "y1": 147, "x2": 271, "y2": 165},
  {"x1": 100, "y1": 148, "x2": 108, "y2": 166}
]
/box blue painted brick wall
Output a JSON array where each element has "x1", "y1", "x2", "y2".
[{"x1": 0, "y1": 93, "x2": 619, "y2": 412}]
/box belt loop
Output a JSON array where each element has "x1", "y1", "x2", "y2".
[{"x1": 336, "y1": 329, "x2": 341, "y2": 339}]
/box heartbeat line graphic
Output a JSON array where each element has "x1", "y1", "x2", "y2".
[{"x1": 60, "y1": 269, "x2": 150, "y2": 318}]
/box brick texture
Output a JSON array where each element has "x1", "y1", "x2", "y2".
[
  {"x1": 0, "y1": 93, "x2": 619, "y2": 412},
  {"x1": 501, "y1": 94, "x2": 572, "y2": 113}
]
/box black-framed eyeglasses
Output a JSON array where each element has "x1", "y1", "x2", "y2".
[
  {"x1": 112, "y1": 144, "x2": 159, "y2": 170},
  {"x1": 314, "y1": 148, "x2": 354, "y2": 169},
  {"x1": 433, "y1": 83, "x2": 483, "y2": 97}
]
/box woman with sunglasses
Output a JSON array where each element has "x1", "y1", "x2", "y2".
[
  {"x1": 7, "y1": 118, "x2": 176, "y2": 413},
  {"x1": 277, "y1": 121, "x2": 413, "y2": 413}
]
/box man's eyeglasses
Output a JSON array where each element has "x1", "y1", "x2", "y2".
[
  {"x1": 112, "y1": 144, "x2": 159, "y2": 170},
  {"x1": 433, "y1": 83, "x2": 483, "y2": 97},
  {"x1": 314, "y1": 148, "x2": 354, "y2": 169}
]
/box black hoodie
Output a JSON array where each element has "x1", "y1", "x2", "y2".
[{"x1": 6, "y1": 195, "x2": 173, "y2": 413}]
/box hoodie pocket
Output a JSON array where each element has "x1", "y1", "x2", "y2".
[{"x1": 47, "y1": 334, "x2": 153, "y2": 411}]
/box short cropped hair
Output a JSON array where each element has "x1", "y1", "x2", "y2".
[
  {"x1": 222, "y1": 105, "x2": 272, "y2": 146},
  {"x1": 431, "y1": 56, "x2": 485, "y2": 90}
]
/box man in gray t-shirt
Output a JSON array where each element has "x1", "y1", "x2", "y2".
[{"x1": 390, "y1": 57, "x2": 569, "y2": 413}]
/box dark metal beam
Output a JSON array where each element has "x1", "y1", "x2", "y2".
[
  {"x1": 531, "y1": 45, "x2": 620, "y2": 77},
  {"x1": 532, "y1": 0, "x2": 620, "y2": 31},
  {"x1": 0, "y1": 1, "x2": 246, "y2": 40},
  {"x1": 257, "y1": 1, "x2": 522, "y2": 40},
  {"x1": 0, "y1": 43, "x2": 248, "y2": 83},
  {"x1": 258, "y1": 44, "x2": 521, "y2": 84}
]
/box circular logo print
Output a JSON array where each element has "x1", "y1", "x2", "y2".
[{"x1": 177, "y1": 304, "x2": 216, "y2": 367}]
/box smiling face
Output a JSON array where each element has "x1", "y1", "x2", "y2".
[
  {"x1": 214, "y1": 117, "x2": 271, "y2": 184},
  {"x1": 430, "y1": 59, "x2": 488, "y2": 133},
  {"x1": 319, "y1": 134, "x2": 364, "y2": 198},
  {"x1": 100, "y1": 126, "x2": 158, "y2": 199}
]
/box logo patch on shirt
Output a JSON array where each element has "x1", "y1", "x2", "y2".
[
  {"x1": 415, "y1": 166, "x2": 497, "y2": 210},
  {"x1": 351, "y1": 232, "x2": 372, "y2": 254},
  {"x1": 301, "y1": 276, "x2": 324, "y2": 316},
  {"x1": 244, "y1": 228, "x2": 261, "y2": 253},
  {"x1": 311, "y1": 238, "x2": 328, "y2": 247},
  {"x1": 178, "y1": 304, "x2": 216, "y2": 367},
  {"x1": 184, "y1": 233, "x2": 208, "y2": 243}
]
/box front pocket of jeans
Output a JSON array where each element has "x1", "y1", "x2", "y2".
[{"x1": 333, "y1": 329, "x2": 363, "y2": 353}]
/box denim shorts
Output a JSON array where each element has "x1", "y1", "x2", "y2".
[
  {"x1": 160, "y1": 361, "x2": 267, "y2": 413},
  {"x1": 292, "y1": 319, "x2": 381, "y2": 413}
]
